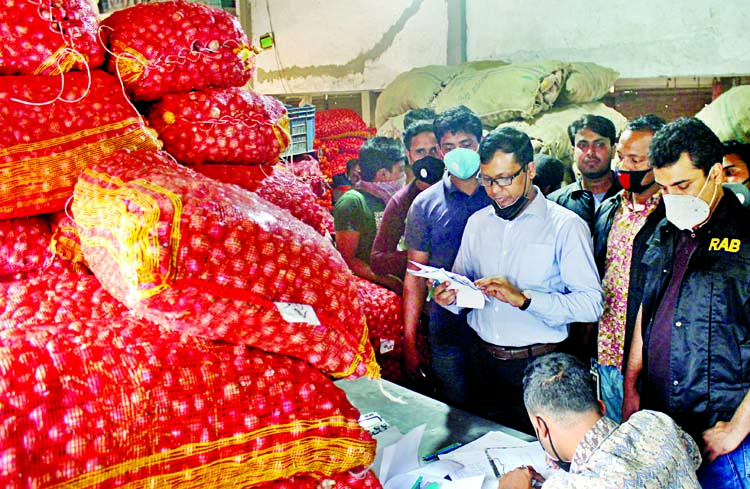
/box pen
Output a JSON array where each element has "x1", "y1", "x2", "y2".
[
  {"x1": 422, "y1": 441, "x2": 463, "y2": 462},
  {"x1": 426, "y1": 280, "x2": 440, "y2": 302},
  {"x1": 410, "y1": 475, "x2": 423, "y2": 489}
]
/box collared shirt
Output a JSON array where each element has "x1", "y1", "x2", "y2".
[
  {"x1": 448, "y1": 189, "x2": 603, "y2": 347},
  {"x1": 598, "y1": 191, "x2": 662, "y2": 370},
  {"x1": 404, "y1": 173, "x2": 492, "y2": 344},
  {"x1": 333, "y1": 189, "x2": 385, "y2": 263},
  {"x1": 371, "y1": 181, "x2": 422, "y2": 278},
  {"x1": 543, "y1": 411, "x2": 701, "y2": 489}
]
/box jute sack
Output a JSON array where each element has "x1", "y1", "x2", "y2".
[
  {"x1": 696, "y1": 85, "x2": 750, "y2": 142},
  {"x1": 432, "y1": 60, "x2": 570, "y2": 127},
  {"x1": 374, "y1": 65, "x2": 463, "y2": 127},
  {"x1": 496, "y1": 102, "x2": 628, "y2": 166},
  {"x1": 377, "y1": 113, "x2": 407, "y2": 140},
  {"x1": 556, "y1": 62, "x2": 620, "y2": 105}
]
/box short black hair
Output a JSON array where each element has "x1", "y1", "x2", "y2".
[
  {"x1": 724, "y1": 140, "x2": 750, "y2": 164},
  {"x1": 403, "y1": 120, "x2": 436, "y2": 152},
  {"x1": 649, "y1": 117, "x2": 723, "y2": 174},
  {"x1": 404, "y1": 107, "x2": 436, "y2": 129},
  {"x1": 358, "y1": 136, "x2": 404, "y2": 181},
  {"x1": 627, "y1": 114, "x2": 667, "y2": 134},
  {"x1": 532, "y1": 154, "x2": 565, "y2": 190},
  {"x1": 434, "y1": 105, "x2": 483, "y2": 146},
  {"x1": 478, "y1": 127, "x2": 534, "y2": 167},
  {"x1": 523, "y1": 353, "x2": 599, "y2": 417},
  {"x1": 568, "y1": 114, "x2": 616, "y2": 146},
  {"x1": 346, "y1": 158, "x2": 359, "y2": 174}
]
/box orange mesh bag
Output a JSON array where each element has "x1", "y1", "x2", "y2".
[
  {"x1": 258, "y1": 468, "x2": 382, "y2": 488},
  {"x1": 146, "y1": 87, "x2": 290, "y2": 166},
  {"x1": 101, "y1": 1, "x2": 259, "y2": 102},
  {"x1": 0, "y1": 269, "x2": 127, "y2": 331},
  {"x1": 352, "y1": 277, "x2": 405, "y2": 384},
  {"x1": 0, "y1": 316, "x2": 376, "y2": 487},
  {"x1": 194, "y1": 164, "x2": 334, "y2": 237},
  {"x1": 48, "y1": 210, "x2": 90, "y2": 273},
  {"x1": 0, "y1": 216, "x2": 53, "y2": 277},
  {"x1": 72, "y1": 149, "x2": 379, "y2": 379},
  {"x1": 0, "y1": 70, "x2": 161, "y2": 220},
  {"x1": 0, "y1": 0, "x2": 104, "y2": 76}
]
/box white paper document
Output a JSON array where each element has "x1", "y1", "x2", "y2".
[{"x1": 407, "y1": 261, "x2": 486, "y2": 309}]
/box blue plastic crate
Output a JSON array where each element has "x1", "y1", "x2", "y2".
[{"x1": 281, "y1": 105, "x2": 316, "y2": 158}]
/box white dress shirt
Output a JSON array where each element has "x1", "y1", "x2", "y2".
[{"x1": 446, "y1": 189, "x2": 603, "y2": 347}]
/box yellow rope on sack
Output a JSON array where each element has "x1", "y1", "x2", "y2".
[
  {"x1": 74, "y1": 168, "x2": 182, "y2": 301},
  {"x1": 35, "y1": 46, "x2": 85, "y2": 76},
  {"x1": 331, "y1": 317, "x2": 381, "y2": 380},
  {"x1": 112, "y1": 40, "x2": 149, "y2": 84},
  {"x1": 272, "y1": 113, "x2": 291, "y2": 154},
  {"x1": 52, "y1": 417, "x2": 374, "y2": 488}
]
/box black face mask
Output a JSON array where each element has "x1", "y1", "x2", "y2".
[
  {"x1": 491, "y1": 172, "x2": 530, "y2": 221},
  {"x1": 616, "y1": 168, "x2": 654, "y2": 194},
  {"x1": 536, "y1": 417, "x2": 572, "y2": 472}
]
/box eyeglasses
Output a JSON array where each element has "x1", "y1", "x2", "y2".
[{"x1": 476, "y1": 166, "x2": 524, "y2": 188}]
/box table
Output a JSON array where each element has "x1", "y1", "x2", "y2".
[{"x1": 336, "y1": 378, "x2": 534, "y2": 459}]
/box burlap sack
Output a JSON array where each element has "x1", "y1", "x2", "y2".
[
  {"x1": 696, "y1": 85, "x2": 750, "y2": 143},
  {"x1": 555, "y1": 62, "x2": 619, "y2": 105},
  {"x1": 376, "y1": 113, "x2": 408, "y2": 140},
  {"x1": 375, "y1": 65, "x2": 463, "y2": 127},
  {"x1": 432, "y1": 61, "x2": 571, "y2": 127},
  {"x1": 497, "y1": 102, "x2": 628, "y2": 166}
]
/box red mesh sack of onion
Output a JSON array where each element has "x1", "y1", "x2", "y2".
[
  {"x1": 0, "y1": 216, "x2": 53, "y2": 278},
  {"x1": 48, "y1": 210, "x2": 90, "y2": 274},
  {"x1": 0, "y1": 269, "x2": 127, "y2": 331},
  {"x1": 100, "y1": 0, "x2": 258, "y2": 102},
  {"x1": 0, "y1": 70, "x2": 161, "y2": 220},
  {"x1": 0, "y1": 0, "x2": 104, "y2": 76},
  {"x1": 0, "y1": 316, "x2": 375, "y2": 487},
  {"x1": 146, "y1": 87, "x2": 290, "y2": 165},
  {"x1": 193, "y1": 164, "x2": 334, "y2": 237},
  {"x1": 315, "y1": 109, "x2": 369, "y2": 139},
  {"x1": 352, "y1": 277, "x2": 405, "y2": 384},
  {"x1": 258, "y1": 468, "x2": 382, "y2": 489},
  {"x1": 72, "y1": 149, "x2": 379, "y2": 379}
]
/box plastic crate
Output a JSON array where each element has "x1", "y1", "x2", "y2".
[{"x1": 281, "y1": 105, "x2": 316, "y2": 159}]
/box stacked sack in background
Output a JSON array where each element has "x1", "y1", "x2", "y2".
[
  {"x1": 377, "y1": 60, "x2": 626, "y2": 181},
  {"x1": 315, "y1": 108, "x2": 377, "y2": 182},
  {"x1": 0, "y1": 1, "x2": 382, "y2": 487},
  {"x1": 696, "y1": 84, "x2": 750, "y2": 143}
]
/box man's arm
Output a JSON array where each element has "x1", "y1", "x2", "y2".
[
  {"x1": 370, "y1": 197, "x2": 408, "y2": 278},
  {"x1": 622, "y1": 305, "x2": 644, "y2": 421},
  {"x1": 702, "y1": 391, "x2": 750, "y2": 463},
  {"x1": 402, "y1": 249, "x2": 430, "y2": 380},
  {"x1": 336, "y1": 230, "x2": 402, "y2": 293}
]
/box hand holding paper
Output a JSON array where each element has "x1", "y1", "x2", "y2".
[{"x1": 407, "y1": 261, "x2": 486, "y2": 309}]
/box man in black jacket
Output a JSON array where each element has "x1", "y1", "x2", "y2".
[
  {"x1": 622, "y1": 117, "x2": 750, "y2": 489},
  {"x1": 548, "y1": 114, "x2": 622, "y2": 227},
  {"x1": 592, "y1": 115, "x2": 665, "y2": 423}
]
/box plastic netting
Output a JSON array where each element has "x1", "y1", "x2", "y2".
[
  {"x1": 101, "y1": 0, "x2": 258, "y2": 101},
  {"x1": 72, "y1": 149, "x2": 379, "y2": 379},
  {"x1": 0, "y1": 70, "x2": 161, "y2": 220},
  {"x1": 0, "y1": 216, "x2": 53, "y2": 277},
  {"x1": 0, "y1": 0, "x2": 104, "y2": 76},
  {"x1": 315, "y1": 109, "x2": 369, "y2": 140},
  {"x1": 352, "y1": 277, "x2": 405, "y2": 384},
  {"x1": 0, "y1": 316, "x2": 375, "y2": 487},
  {"x1": 0, "y1": 269, "x2": 127, "y2": 331},
  {"x1": 49, "y1": 210, "x2": 90, "y2": 274},
  {"x1": 146, "y1": 87, "x2": 290, "y2": 166},
  {"x1": 194, "y1": 164, "x2": 334, "y2": 236},
  {"x1": 257, "y1": 468, "x2": 382, "y2": 489}
]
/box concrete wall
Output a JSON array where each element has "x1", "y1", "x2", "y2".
[
  {"x1": 251, "y1": 0, "x2": 449, "y2": 94},
  {"x1": 466, "y1": 0, "x2": 750, "y2": 78}
]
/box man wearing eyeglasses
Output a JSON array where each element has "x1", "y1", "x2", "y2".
[{"x1": 433, "y1": 127, "x2": 603, "y2": 434}]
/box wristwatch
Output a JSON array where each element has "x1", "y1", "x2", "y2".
[{"x1": 518, "y1": 290, "x2": 532, "y2": 311}]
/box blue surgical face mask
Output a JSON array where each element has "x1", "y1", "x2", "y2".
[{"x1": 444, "y1": 148, "x2": 480, "y2": 180}]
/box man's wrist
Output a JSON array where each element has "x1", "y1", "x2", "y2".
[{"x1": 518, "y1": 290, "x2": 532, "y2": 310}]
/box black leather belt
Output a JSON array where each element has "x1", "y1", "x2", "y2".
[{"x1": 479, "y1": 339, "x2": 558, "y2": 360}]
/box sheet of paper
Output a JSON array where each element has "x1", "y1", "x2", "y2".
[
  {"x1": 438, "y1": 431, "x2": 552, "y2": 489},
  {"x1": 407, "y1": 261, "x2": 486, "y2": 309},
  {"x1": 379, "y1": 424, "x2": 425, "y2": 483}
]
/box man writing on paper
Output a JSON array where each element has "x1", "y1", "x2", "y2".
[
  {"x1": 433, "y1": 127, "x2": 602, "y2": 434},
  {"x1": 497, "y1": 353, "x2": 701, "y2": 488}
]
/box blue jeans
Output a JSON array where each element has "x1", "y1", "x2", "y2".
[
  {"x1": 598, "y1": 363, "x2": 623, "y2": 423},
  {"x1": 430, "y1": 343, "x2": 471, "y2": 408},
  {"x1": 699, "y1": 434, "x2": 750, "y2": 488}
]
